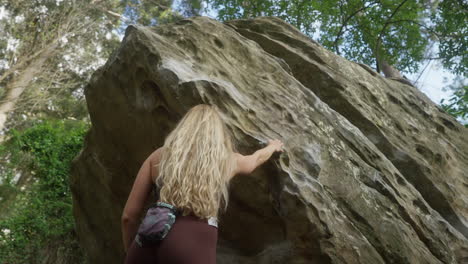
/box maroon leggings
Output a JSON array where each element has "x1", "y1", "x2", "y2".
[{"x1": 124, "y1": 215, "x2": 218, "y2": 264}]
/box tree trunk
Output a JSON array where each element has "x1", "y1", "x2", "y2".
[
  {"x1": 375, "y1": 50, "x2": 414, "y2": 87},
  {"x1": 0, "y1": 41, "x2": 58, "y2": 141},
  {"x1": 380, "y1": 59, "x2": 402, "y2": 78}
]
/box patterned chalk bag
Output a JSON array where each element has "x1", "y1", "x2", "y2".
[{"x1": 135, "y1": 201, "x2": 180, "y2": 247}]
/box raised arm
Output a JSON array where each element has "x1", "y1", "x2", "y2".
[{"x1": 231, "y1": 139, "x2": 283, "y2": 179}]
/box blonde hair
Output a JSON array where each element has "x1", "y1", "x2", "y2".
[{"x1": 155, "y1": 104, "x2": 236, "y2": 219}]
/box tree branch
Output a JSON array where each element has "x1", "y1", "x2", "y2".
[
  {"x1": 384, "y1": 19, "x2": 442, "y2": 39},
  {"x1": 375, "y1": 0, "x2": 409, "y2": 55},
  {"x1": 423, "y1": 56, "x2": 442, "y2": 60},
  {"x1": 332, "y1": 0, "x2": 380, "y2": 54},
  {"x1": 373, "y1": 0, "x2": 410, "y2": 74}
]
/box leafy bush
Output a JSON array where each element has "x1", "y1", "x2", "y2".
[{"x1": 0, "y1": 119, "x2": 90, "y2": 264}]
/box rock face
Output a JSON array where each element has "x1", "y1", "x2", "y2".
[{"x1": 70, "y1": 16, "x2": 468, "y2": 264}]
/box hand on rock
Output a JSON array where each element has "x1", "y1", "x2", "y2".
[{"x1": 267, "y1": 139, "x2": 284, "y2": 152}]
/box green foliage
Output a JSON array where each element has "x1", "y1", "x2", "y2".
[
  {"x1": 206, "y1": 0, "x2": 428, "y2": 73},
  {"x1": 431, "y1": 0, "x2": 467, "y2": 75},
  {"x1": 177, "y1": 0, "x2": 203, "y2": 17},
  {"x1": 0, "y1": 119, "x2": 90, "y2": 264},
  {"x1": 205, "y1": 0, "x2": 466, "y2": 76},
  {"x1": 0, "y1": 0, "x2": 122, "y2": 129},
  {"x1": 120, "y1": 0, "x2": 185, "y2": 26},
  {"x1": 314, "y1": 0, "x2": 428, "y2": 73},
  {"x1": 440, "y1": 77, "x2": 468, "y2": 127}
]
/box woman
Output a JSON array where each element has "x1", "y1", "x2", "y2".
[{"x1": 122, "y1": 104, "x2": 284, "y2": 264}]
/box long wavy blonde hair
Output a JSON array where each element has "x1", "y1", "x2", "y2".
[{"x1": 155, "y1": 104, "x2": 237, "y2": 219}]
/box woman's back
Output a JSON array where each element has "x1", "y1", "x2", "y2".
[
  {"x1": 125, "y1": 145, "x2": 218, "y2": 264},
  {"x1": 122, "y1": 104, "x2": 284, "y2": 263}
]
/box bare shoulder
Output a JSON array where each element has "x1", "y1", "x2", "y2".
[
  {"x1": 149, "y1": 146, "x2": 164, "y2": 161},
  {"x1": 154, "y1": 146, "x2": 165, "y2": 159}
]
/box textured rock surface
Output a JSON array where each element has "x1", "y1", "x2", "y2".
[{"x1": 70, "y1": 16, "x2": 468, "y2": 264}]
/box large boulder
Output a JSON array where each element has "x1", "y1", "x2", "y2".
[{"x1": 70, "y1": 16, "x2": 468, "y2": 264}]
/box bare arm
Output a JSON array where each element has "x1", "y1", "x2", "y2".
[
  {"x1": 231, "y1": 139, "x2": 283, "y2": 178},
  {"x1": 121, "y1": 156, "x2": 153, "y2": 253},
  {"x1": 121, "y1": 148, "x2": 162, "y2": 252}
]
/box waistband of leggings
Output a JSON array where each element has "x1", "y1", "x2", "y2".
[{"x1": 178, "y1": 215, "x2": 218, "y2": 228}]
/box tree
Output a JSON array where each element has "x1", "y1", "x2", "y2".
[
  {"x1": 0, "y1": 0, "x2": 206, "y2": 136},
  {"x1": 118, "y1": 0, "x2": 202, "y2": 27},
  {"x1": 0, "y1": 0, "x2": 123, "y2": 139},
  {"x1": 431, "y1": 0, "x2": 467, "y2": 76},
  {"x1": 204, "y1": 0, "x2": 466, "y2": 79},
  {"x1": 0, "y1": 0, "x2": 205, "y2": 141},
  {"x1": 176, "y1": 0, "x2": 203, "y2": 17}
]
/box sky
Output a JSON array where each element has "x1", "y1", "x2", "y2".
[{"x1": 407, "y1": 60, "x2": 457, "y2": 104}]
